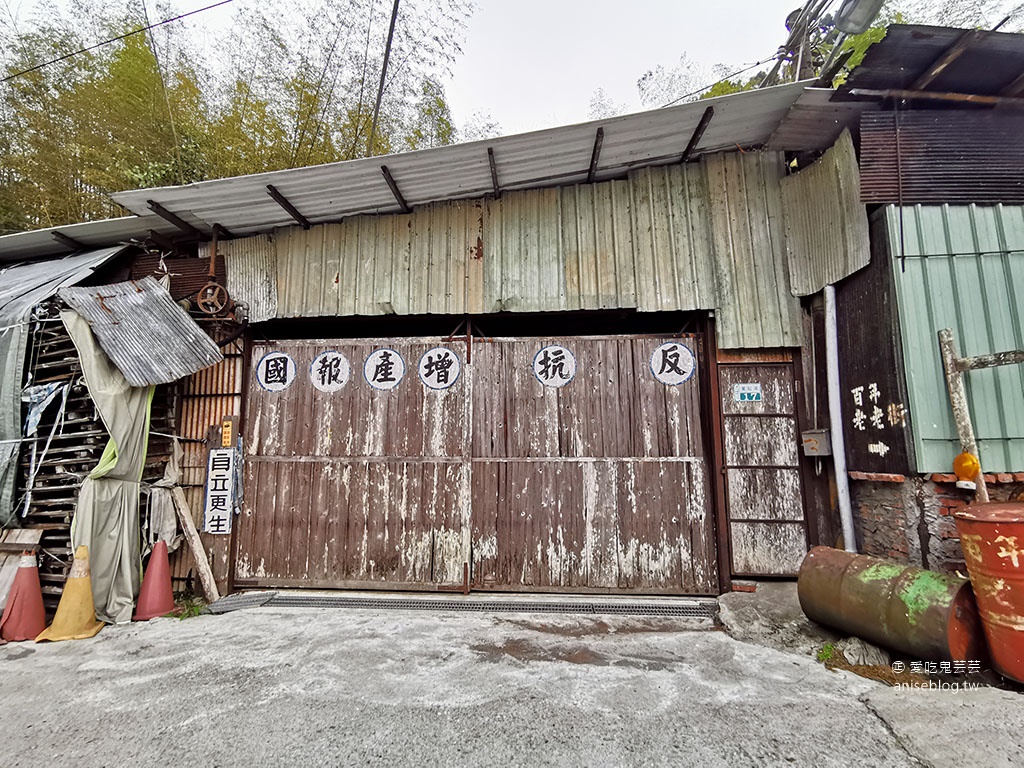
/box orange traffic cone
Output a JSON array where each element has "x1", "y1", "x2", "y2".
[
  {"x1": 133, "y1": 540, "x2": 175, "y2": 621},
  {"x1": 36, "y1": 545, "x2": 104, "y2": 642},
  {"x1": 1, "y1": 552, "x2": 46, "y2": 642}
]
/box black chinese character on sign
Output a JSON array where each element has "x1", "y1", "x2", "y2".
[
  {"x1": 317, "y1": 355, "x2": 344, "y2": 387},
  {"x1": 210, "y1": 454, "x2": 231, "y2": 473},
  {"x1": 537, "y1": 348, "x2": 567, "y2": 381},
  {"x1": 207, "y1": 515, "x2": 229, "y2": 534},
  {"x1": 372, "y1": 351, "x2": 397, "y2": 383},
  {"x1": 209, "y1": 477, "x2": 230, "y2": 493},
  {"x1": 657, "y1": 344, "x2": 685, "y2": 377},
  {"x1": 208, "y1": 493, "x2": 228, "y2": 512},
  {"x1": 423, "y1": 351, "x2": 454, "y2": 385},
  {"x1": 264, "y1": 356, "x2": 289, "y2": 385}
]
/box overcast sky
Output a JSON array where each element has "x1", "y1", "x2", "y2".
[{"x1": 446, "y1": 0, "x2": 803, "y2": 134}]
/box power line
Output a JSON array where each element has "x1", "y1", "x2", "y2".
[
  {"x1": 367, "y1": 0, "x2": 401, "y2": 157},
  {"x1": 660, "y1": 54, "x2": 782, "y2": 108},
  {"x1": 2, "y1": 0, "x2": 235, "y2": 83}
]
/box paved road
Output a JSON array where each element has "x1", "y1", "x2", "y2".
[{"x1": 2, "y1": 607, "x2": 1021, "y2": 767}]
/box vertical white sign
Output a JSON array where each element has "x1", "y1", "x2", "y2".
[{"x1": 203, "y1": 448, "x2": 236, "y2": 535}]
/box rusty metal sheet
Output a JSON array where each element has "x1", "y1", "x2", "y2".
[
  {"x1": 782, "y1": 130, "x2": 870, "y2": 296},
  {"x1": 59, "y1": 276, "x2": 223, "y2": 386},
  {"x1": 859, "y1": 111, "x2": 1024, "y2": 205},
  {"x1": 203, "y1": 237, "x2": 278, "y2": 323}
]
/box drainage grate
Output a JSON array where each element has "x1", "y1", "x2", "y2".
[{"x1": 264, "y1": 594, "x2": 717, "y2": 618}]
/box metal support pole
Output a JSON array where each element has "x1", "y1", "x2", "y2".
[{"x1": 824, "y1": 286, "x2": 857, "y2": 552}]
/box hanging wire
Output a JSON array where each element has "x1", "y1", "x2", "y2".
[{"x1": 2, "y1": 0, "x2": 235, "y2": 82}]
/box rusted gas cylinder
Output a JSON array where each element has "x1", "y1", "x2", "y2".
[
  {"x1": 954, "y1": 502, "x2": 1024, "y2": 683},
  {"x1": 797, "y1": 546, "x2": 987, "y2": 663}
]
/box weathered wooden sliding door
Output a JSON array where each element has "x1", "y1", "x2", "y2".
[{"x1": 235, "y1": 334, "x2": 718, "y2": 594}]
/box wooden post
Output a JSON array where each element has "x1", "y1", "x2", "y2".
[
  {"x1": 938, "y1": 329, "x2": 989, "y2": 503},
  {"x1": 171, "y1": 486, "x2": 221, "y2": 603}
]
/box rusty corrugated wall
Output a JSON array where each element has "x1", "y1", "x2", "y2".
[
  {"x1": 220, "y1": 152, "x2": 802, "y2": 349},
  {"x1": 170, "y1": 340, "x2": 243, "y2": 594},
  {"x1": 781, "y1": 130, "x2": 870, "y2": 297},
  {"x1": 207, "y1": 237, "x2": 278, "y2": 323}
]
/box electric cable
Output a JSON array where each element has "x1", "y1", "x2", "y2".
[{"x1": 2, "y1": 0, "x2": 235, "y2": 82}]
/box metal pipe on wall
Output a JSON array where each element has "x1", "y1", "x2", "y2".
[{"x1": 824, "y1": 285, "x2": 857, "y2": 553}]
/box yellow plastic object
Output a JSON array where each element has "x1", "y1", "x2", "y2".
[
  {"x1": 953, "y1": 452, "x2": 981, "y2": 482},
  {"x1": 35, "y1": 546, "x2": 104, "y2": 642}
]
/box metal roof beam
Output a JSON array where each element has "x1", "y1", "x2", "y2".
[
  {"x1": 52, "y1": 231, "x2": 85, "y2": 251},
  {"x1": 213, "y1": 223, "x2": 235, "y2": 240},
  {"x1": 910, "y1": 29, "x2": 982, "y2": 91},
  {"x1": 1001, "y1": 70, "x2": 1024, "y2": 97},
  {"x1": 849, "y1": 88, "x2": 1024, "y2": 107},
  {"x1": 147, "y1": 229, "x2": 178, "y2": 253},
  {"x1": 681, "y1": 106, "x2": 715, "y2": 163},
  {"x1": 147, "y1": 199, "x2": 204, "y2": 237},
  {"x1": 266, "y1": 184, "x2": 312, "y2": 229},
  {"x1": 586, "y1": 127, "x2": 605, "y2": 184},
  {"x1": 487, "y1": 147, "x2": 501, "y2": 198},
  {"x1": 381, "y1": 165, "x2": 411, "y2": 213}
]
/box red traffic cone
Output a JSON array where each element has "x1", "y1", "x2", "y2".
[
  {"x1": 134, "y1": 540, "x2": 176, "y2": 621},
  {"x1": 1, "y1": 552, "x2": 46, "y2": 642}
]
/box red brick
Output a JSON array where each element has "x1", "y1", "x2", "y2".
[
  {"x1": 931, "y1": 473, "x2": 957, "y2": 483},
  {"x1": 1014, "y1": 473, "x2": 1024, "y2": 483},
  {"x1": 849, "y1": 471, "x2": 906, "y2": 483},
  {"x1": 731, "y1": 584, "x2": 757, "y2": 593},
  {"x1": 940, "y1": 529, "x2": 961, "y2": 540},
  {"x1": 996, "y1": 473, "x2": 1013, "y2": 484},
  {"x1": 983, "y1": 474, "x2": 996, "y2": 483}
]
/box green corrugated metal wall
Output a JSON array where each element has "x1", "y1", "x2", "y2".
[{"x1": 887, "y1": 205, "x2": 1024, "y2": 473}]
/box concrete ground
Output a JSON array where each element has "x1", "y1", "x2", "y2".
[{"x1": 3, "y1": 591, "x2": 1022, "y2": 768}]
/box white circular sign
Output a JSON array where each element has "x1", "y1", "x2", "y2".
[
  {"x1": 364, "y1": 348, "x2": 406, "y2": 390},
  {"x1": 650, "y1": 341, "x2": 696, "y2": 385},
  {"x1": 256, "y1": 352, "x2": 297, "y2": 392},
  {"x1": 533, "y1": 344, "x2": 576, "y2": 388},
  {"x1": 310, "y1": 351, "x2": 351, "y2": 392},
  {"x1": 418, "y1": 347, "x2": 461, "y2": 390}
]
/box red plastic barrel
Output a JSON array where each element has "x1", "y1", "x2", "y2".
[{"x1": 954, "y1": 502, "x2": 1024, "y2": 683}]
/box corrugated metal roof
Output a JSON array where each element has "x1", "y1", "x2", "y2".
[
  {"x1": 782, "y1": 130, "x2": 870, "y2": 296},
  {"x1": 1, "y1": 247, "x2": 129, "y2": 525},
  {"x1": 59, "y1": 276, "x2": 223, "y2": 387},
  {"x1": 837, "y1": 24, "x2": 1024, "y2": 99},
  {"x1": 107, "y1": 82, "x2": 817, "y2": 239},
  {"x1": 887, "y1": 204, "x2": 1024, "y2": 473},
  {"x1": 0, "y1": 215, "x2": 180, "y2": 263},
  {"x1": 768, "y1": 88, "x2": 875, "y2": 151}
]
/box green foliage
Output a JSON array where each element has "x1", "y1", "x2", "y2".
[
  {"x1": 699, "y1": 72, "x2": 767, "y2": 100},
  {"x1": 173, "y1": 595, "x2": 207, "y2": 620},
  {"x1": 0, "y1": 0, "x2": 471, "y2": 231},
  {"x1": 817, "y1": 642, "x2": 838, "y2": 663}
]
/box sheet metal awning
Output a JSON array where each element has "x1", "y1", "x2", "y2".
[
  {"x1": 107, "y1": 81, "x2": 826, "y2": 238},
  {"x1": 0, "y1": 80, "x2": 874, "y2": 263},
  {"x1": 59, "y1": 277, "x2": 223, "y2": 387},
  {"x1": 835, "y1": 24, "x2": 1024, "y2": 100}
]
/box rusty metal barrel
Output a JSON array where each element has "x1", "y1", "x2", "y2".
[
  {"x1": 797, "y1": 546, "x2": 987, "y2": 663},
  {"x1": 954, "y1": 502, "x2": 1024, "y2": 683}
]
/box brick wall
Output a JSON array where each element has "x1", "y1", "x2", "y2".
[{"x1": 849, "y1": 472, "x2": 1024, "y2": 573}]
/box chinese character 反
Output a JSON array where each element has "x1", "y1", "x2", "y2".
[{"x1": 657, "y1": 344, "x2": 686, "y2": 377}]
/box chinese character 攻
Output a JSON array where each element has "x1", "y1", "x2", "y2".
[{"x1": 423, "y1": 351, "x2": 454, "y2": 385}]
